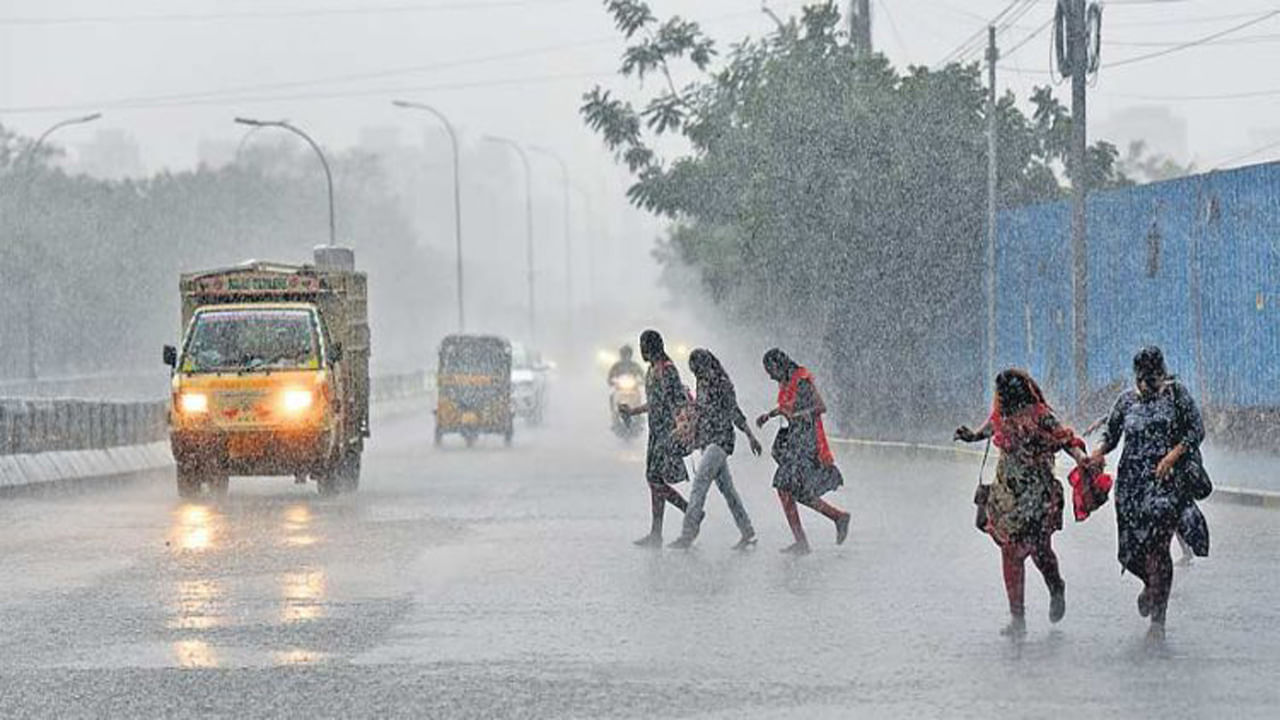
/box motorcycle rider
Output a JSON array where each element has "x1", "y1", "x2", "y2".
[{"x1": 608, "y1": 345, "x2": 644, "y2": 385}]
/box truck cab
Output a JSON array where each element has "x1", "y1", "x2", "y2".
[{"x1": 164, "y1": 249, "x2": 369, "y2": 497}]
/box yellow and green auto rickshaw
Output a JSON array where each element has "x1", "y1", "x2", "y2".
[{"x1": 434, "y1": 334, "x2": 514, "y2": 447}]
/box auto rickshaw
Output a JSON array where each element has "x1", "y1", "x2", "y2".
[{"x1": 435, "y1": 334, "x2": 514, "y2": 447}]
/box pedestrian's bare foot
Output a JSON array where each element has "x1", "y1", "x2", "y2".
[
  {"x1": 1000, "y1": 615, "x2": 1027, "y2": 638},
  {"x1": 633, "y1": 533, "x2": 662, "y2": 548},
  {"x1": 1146, "y1": 621, "x2": 1166, "y2": 644},
  {"x1": 780, "y1": 541, "x2": 811, "y2": 555}
]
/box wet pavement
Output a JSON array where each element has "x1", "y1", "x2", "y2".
[{"x1": 1, "y1": 402, "x2": 1279, "y2": 718}]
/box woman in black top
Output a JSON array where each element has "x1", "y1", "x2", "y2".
[
  {"x1": 618, "y1": 330, "x2": 690, "y2": 547},
  {"x1": 668, "y1": 349, "x2": 763, "y2": 550},
  {"x1": 1087, "y1": 346, "x2": 1206, "y2": 639}
]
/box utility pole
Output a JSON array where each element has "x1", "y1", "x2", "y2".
[
  {"x1": 985, "y1": 26, "x2": 999, "y2": 393},
  {"x1": 1067, "y1": 0, "x2": 1090, "y2": 415},
  {"x1": 850, "y1": 0, "x2": 871, "y2": 56}
]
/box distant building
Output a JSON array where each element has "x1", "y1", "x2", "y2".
[{"x1": 70, "y1": 128, "x2": 145, "y2": 180}]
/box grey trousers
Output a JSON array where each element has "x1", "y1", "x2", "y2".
[{"x1": 681, "y1": 444, "x2": 755, "y2": 540}]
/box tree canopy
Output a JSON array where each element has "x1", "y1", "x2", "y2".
[{"x1": 582, "y1": 1, "x2": 1129, "y2": 431}]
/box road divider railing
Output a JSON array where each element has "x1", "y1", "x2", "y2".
[
  {"x1": 1, "y1": 370, "x2": 432, "y2": 459},
  {"x1": 0, "y1": 399, "x2": 166, "y2": 456}
]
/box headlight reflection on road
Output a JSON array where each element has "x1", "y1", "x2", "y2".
[
  {"x1": 283, "y1": 503, "x2": 318, "y2": 547},
  {"x1": 169, "y1": 578, "x2": 224, "y2": 630},
  {"x1": 173, "y1": 638, "x2": 218, "y2": 668},
  {"x1": 281, "y1": 570, "x2": 327, "y2": 623},
  {"x1": 170, "y1": 503, "x2": 219, "y2": 553}
]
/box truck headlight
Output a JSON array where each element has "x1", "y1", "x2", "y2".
[
  {"x1": 281, "y1": 389, "x2": 314, "y2": 414},
  {"x1": 179, "y1": 393, "x2": 209, "y2": 414}
]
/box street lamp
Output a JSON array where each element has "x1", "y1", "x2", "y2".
[
  {"x1": 482, "y1": 135, "x2": 536, "y2": 344},
  {"x1": 393, "y1": 100, "x2": 466, "y2": 332},
  {"x1": 527, "y1": 145, "x2": 574, "y2": 345},
  {"x1": 12, "y1": 112, "x2": 103, "y2": 381},
  {"x1": 233, "y1": 117, "x2": 336, "y2": 247}
]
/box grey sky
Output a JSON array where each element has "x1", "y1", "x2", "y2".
[{"x1": 1, "y1": 0, "x2": 1276, "y2": 174}]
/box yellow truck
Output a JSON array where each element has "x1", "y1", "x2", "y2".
[{"x1": 162, "y1": 248, "x2": 370, "y2": 497}]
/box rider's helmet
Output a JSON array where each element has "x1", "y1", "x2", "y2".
[{"x1": 619, "y1": 344, "x2": 634, "y2": 361}]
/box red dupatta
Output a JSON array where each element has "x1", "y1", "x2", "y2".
[{"x1": 779, "y1": 366, "x2": 835, "y2": 466}]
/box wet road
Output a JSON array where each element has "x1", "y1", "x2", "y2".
[{"x1": 1, "y1": 402, "x2": 1279, "y2": 718}]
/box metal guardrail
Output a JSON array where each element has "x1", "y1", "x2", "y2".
[{"x1": 0, "y1": 370, "x2": 430, "y2": 456}]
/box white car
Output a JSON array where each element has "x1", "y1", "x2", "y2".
[{"x1": 510, "y1": 342, "x2": 549, "y2": 425}]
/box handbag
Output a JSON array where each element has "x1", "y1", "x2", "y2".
[
  {"x1": 1178, "y1": 446, "x2": 1213, "y2": 501},
  {"x1": 972, "y1": 439, "x2": 992, "y2": 533},
  {"x1": 771, "y1": 425, "x2": 792, "y2": 463}
]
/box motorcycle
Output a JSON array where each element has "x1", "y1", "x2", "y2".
[{"x1": 609, "y1": 373, "x2": 645, "y2": 440}]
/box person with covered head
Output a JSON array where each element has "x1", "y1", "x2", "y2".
[
  {"x1": 667, "y1": 348, "x2": 762, "y2": 551},
  {"x1": 607, "y1": 344, "x2": 643, "y2": 385},
  {"x1": 956, "y1": 369, "x2": 1089, "y2": 637},
  {"x1": 757, "y1": 348, "x2": 850, "y2": 555},
  {"x1": 1087, "y1": 346, "x2": 1206, "y2": 640},
  {"x1": 617, "y1": 330, "x2": 690, "y2": 547}
]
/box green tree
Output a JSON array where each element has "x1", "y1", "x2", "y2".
[{"x1": 583, "y1": 1, "x2": 1127, "y2": 431}]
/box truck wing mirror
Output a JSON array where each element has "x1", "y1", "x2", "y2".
[
  {"x1": 330, "y1": 342, "x2": 344, "y2": 364},
  {"x1": 163, "y1": 345, "x2": 178, "y2": 368}
]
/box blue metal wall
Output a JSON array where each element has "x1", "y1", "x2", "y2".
[{"x1": 995, "y1": 160, "x2": 1280, "y2": 411}]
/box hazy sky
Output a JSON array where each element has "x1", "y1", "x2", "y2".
[{"x1": 1, "y1": 0, "x2": 1277, "y2": 176}]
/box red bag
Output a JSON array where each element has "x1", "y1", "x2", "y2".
[{"x1": 1068, "y1": 464, "x2": 1113, "y2": 521}]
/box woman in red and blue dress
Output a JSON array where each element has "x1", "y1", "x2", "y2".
[{"x1": 956, "y1": 369, "x2": 1089, "y2": 637}]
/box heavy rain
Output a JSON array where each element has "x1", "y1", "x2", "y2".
[{"x1": 2, "y1": 0, "x2": 1279, "y2": 717}]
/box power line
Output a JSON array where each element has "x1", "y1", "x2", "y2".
[
  {"x1": 0, "y1": 37, "x2": 622, "y2": 115},
  {"x1": 1108, "y1": 10, "x2": 1274, "y2": 27},
  {"x1": 1104, "y1": 86, "x2": 1280, "y2": 102},
  {"x1": 1004, "y1": 15, "x2": 1054, "y2": 56},
  {"x1": 0, "y1": 0, "x2": 572, "y2": 26},
  {"x1": 936, "y1": 0, "x2": 1026, "y2": 66},
  {"x1": 0, "y1": 70, "x2": 615, "y2": 115},
  {"x1": 1107, "y1": 32, "x2": 1280, "y2": 47},
  {"x1": 0, "y1": 6, "x2": 782, "y2": 116},
  {"x1": 1102, "y1": 10, "x2": 1280, "y2": 68},
  {"x1": 1215, "y1": 138, "x2": 1280, "y2": 170}
]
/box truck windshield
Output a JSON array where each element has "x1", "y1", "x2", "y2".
[{"x1": 183, "y1": 309, "x2": 320, "y2": 373}]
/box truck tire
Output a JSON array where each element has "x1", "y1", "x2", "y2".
[
  {"x1": 337, "y1": 449, "x2": 361, "y2": 493},
  {"x1": 464, "y1": 431, "x2": 477, "y2": 448},
  {"x1": 434, "y1": 427, "x2": 443, "y2": 447},
  {"x1": 317, "y1": 472, "x2": 341, "y2": 497},
  {"x1": 176, "y1": 469, "x2": 202, "y2": 499},
  {"x1": 209, "y1": 476, "x2": 230, "y2": 498}
]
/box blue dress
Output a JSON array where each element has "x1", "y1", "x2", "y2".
[{"x1": 1102, "y1": 381, "x2": 1204, "y2": 575}]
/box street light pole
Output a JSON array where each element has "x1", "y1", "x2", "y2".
[
  {"x1": 234, "y1": 117, "x2": 336, "y2": 247},
  {"x1": 482, "y1": 135, "x2": 536, "y2": 344},
  {"x1": 12, "y1": 112, "x2": 103, "y2": 381},
  {"x1": 528, "y1": 145, "x2": 573, "y2": 345},
  {"x1": 393, "y1": 100, "x2": 466, "y2": 332}
]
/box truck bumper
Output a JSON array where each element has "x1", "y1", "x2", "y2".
[{"x1": 171, "y1": 428, "x2": 336, "y2": 476}]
